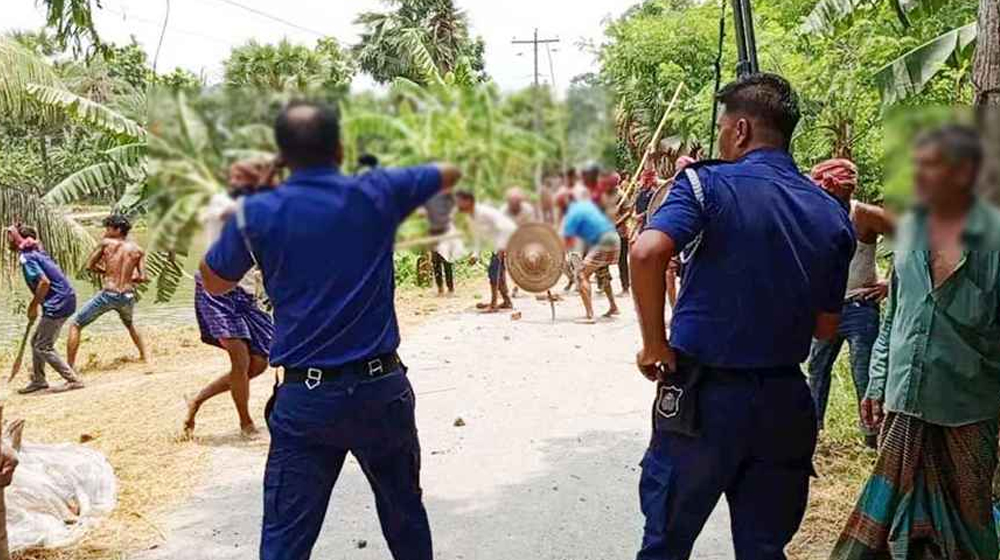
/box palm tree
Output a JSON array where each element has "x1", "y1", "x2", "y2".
[
  {"x1": 353, "y1": 0, "x2": 485, "y2": 85},
  {"x1": 0, "y1": 36, "x2": 95, "y2": 277}
]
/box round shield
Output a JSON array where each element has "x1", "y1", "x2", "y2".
[
  {"x1": 506, "y1": 223, "x2": 566, "y2": 293},
  {"x1": 645, "y1": 183, "x2": 670, "y2": 223}
]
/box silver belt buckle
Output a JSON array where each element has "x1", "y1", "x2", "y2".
[
  {"x1": 367, "y1": 359, "x2": 384, "y2": 376},
  {"x1": 305, "y1": 368, "x2": 322, "y2": 390}
]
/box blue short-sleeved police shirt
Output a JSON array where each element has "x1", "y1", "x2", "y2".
[
  {"x1": 20, "y1": 249, "x2": 76, "y2": 319},
  {"x1": 562, "y1": 200, "x2": 615, "y2": 246},
  {"x1": 648, "y1": 149, "x2": 855, "y2": 368},
  {"x1": 205, "y1": 165, "x2": 442, "y2": 369}
]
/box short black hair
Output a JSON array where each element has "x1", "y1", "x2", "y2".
[
  {"x1": 17, "y1": 225, "x2": 37, "y2": 240},
  {"x1": 103, "y1": 214, "x2": 132, "y2": 236},
  {"x1": 916, "y1": 124, "x2": 983, "y2": 176},
  {"x1": 358, "y1": 154, "x2": 379, "y2": 168},
  {"x1": 717, "y1": 73, "x2": 801, "y2": 148},
  {"x1": 274, "y1": 101, "x2": 341, "y2": 168},
  {"x1": 455, "y1": 190, "x2": 476, "y2": 203}
]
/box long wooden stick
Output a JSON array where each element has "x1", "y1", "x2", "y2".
[
  {"x1": 7, "y1": 319, "x2": 35, "y2": 384},
  {"x1": 617, "y1": 82, "x2": 686, "y2": 214},
  {"x1": 395, "y1": 232, "x2": 464, "y2": 251}
]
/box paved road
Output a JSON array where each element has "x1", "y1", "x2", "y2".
[{"x1": 134, "y1": 293, "x2": 731, "y2": 559}]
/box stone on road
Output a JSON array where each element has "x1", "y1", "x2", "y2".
[{"x1": 133, "y1": 295, "x2": 731, "y2": 559}]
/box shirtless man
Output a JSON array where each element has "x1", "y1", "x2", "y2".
[
  {"x1": 67, "y1": 215, "x2": 149, "y2": 369},
  {"x1": 806, "y1": 159, "x2": 895, "y2": 448}
]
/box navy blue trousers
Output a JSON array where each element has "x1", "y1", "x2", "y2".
[
  {"x1": 636, "y1": 368, "x2": 817, "y2": 560},
  {"x1": 260, "y1": 368, "x2": 432, "y2": 560}
]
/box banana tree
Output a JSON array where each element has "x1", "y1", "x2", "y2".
[{"x1": 801, "y1": 0, "x2": 979, "y2": 107}]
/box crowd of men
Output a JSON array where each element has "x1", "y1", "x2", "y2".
[{"x1": 5, "y1": 71, "x2": 999, "y2": 560}]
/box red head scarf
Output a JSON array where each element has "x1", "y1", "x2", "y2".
[{"x1": 810, "y1": 159, "x2": 858, "y2": 201}]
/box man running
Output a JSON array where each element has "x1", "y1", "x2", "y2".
[
  {"x1": 7, "y1": 225, "x2": 84, "y2": 394},
  {"x1": 631, "y1": 74, "x2": 855, "y2": 559},
  {"x1": 563, "y1": 187, "x2": 620, "y2": 323},
  {"x1": 67, "y1": 215, "x2": 149, "y2": 369},
  {"x1": 806, "y1": 159, "x2": 895, "y2": 449},
  {"x1": 201, "y1": 101, "x2": 461, "y2": 560},
  {"x1": 455, "y1": 190, "x2": 517, "y2": 312},
  {"x1": 832, "y1": 125, "x2": 1000, "y2": 560}
]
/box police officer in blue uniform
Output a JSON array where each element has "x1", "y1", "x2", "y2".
[
  {"x1": 200, "y1": 101, "x2": 461, "y2": 560},
  {"x1": 630, "y1": 74, "x2": 856, "y2": 559}
]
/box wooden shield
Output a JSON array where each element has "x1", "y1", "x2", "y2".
[
  {"x1": 506, "y1": 223, "x2": 565, "y2": 293},
  {"x1": 645, "y1": 183, "x2": 671, "y2": 223}
]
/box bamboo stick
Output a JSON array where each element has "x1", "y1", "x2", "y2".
[{"x1": 617, "y1": 83, "x2": 686, "y2": 215}]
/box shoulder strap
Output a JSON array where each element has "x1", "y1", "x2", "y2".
[
  {"x1": 235, "y1": 198, "x2": 260, "y2": 269},
  {"x1": 679, "y1": 168, "x2": 706, "y2": 265}
]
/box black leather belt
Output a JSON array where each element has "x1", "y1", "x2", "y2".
[{"x1": 284, "y1": 353, "x2": 402, "y2": 389}]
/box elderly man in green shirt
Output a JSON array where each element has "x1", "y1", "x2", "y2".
[{"x1": 832, "y1": 125, "x2": 1000, "y2": 560}]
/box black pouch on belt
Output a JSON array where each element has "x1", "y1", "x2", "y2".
[
  {"x1": 652, "y1": 356, "x2": 705, "y2": 438},
  {"x1": 264, "y1": 372, "x2": 279, "y2": 430}
]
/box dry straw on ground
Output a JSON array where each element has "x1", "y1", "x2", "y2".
[{"x1": 0, "y1": 283, "x2": 475, "y2": 560}]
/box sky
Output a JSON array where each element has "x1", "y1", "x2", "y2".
[{"x1": 5, "y1": 0, "x2": 633, "y2": 95}]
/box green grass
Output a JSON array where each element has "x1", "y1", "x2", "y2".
[{"x1": 793, "y1": 353, "x2": 880, "y2": 558}]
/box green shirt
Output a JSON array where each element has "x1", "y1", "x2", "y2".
[{"x1": 866, "y1": 199, "x2": 1000, "y2": 427}]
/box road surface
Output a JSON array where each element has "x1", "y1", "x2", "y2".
[{"x1": 133, "y1": 292, "x2": 732, "y2": 559}]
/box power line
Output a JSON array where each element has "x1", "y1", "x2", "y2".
[
  {"x1": 206, "y1": 0, "x2": 327, "y2": 37},
  {"x1": 103, "y1": 6, "x2": 232, "y2": 46}
]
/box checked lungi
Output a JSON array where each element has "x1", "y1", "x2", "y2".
[
  {"x1": 831, "y1": 413, "x2": 999, "y2": 560},
  {"x1": 581, "y1": 231, "x2": 620, "y2": 292}
]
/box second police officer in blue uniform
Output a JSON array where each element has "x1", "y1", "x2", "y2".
[
  {"x1": 630, "y1": 74, "x2": 856, "y2": 559},
  {"x1": 201, "y1": 101, "x2": 462, "y2": 560}
]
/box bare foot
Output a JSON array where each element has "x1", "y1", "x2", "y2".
[
  {"x1": 241, "y1": 423, "x2": 260, "y2": 439},
  {"x1": 479, "y1": 306, "x2": 500, "y2": 314},
  {"x1": 182, "y1": 395, "x2": 198, "y2": 439},
  {"x1": 475, "y1": 302, "x2": 492, "y2": 310},
  {"x1": 497, "y1": 301, "x2": 514, "y2": 310},
  {"x1": 574, "y1": 316, "x2": 597, "y2": 325},
  {"x1": 603, "y1": 308, "x2": 621, "y2": 318}
]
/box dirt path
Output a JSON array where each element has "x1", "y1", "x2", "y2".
[{"x1": 130, "y1": 291, "x2": 733, "y2": 560}]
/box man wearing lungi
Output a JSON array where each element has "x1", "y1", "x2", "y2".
[
  {"x1": 562, "y1": 186, "x2": 621, "y2": 323},
  {"x1": 185, "y1": 159, "x2": 277, "y2": 438},
  {"x1": 200, "y1": 101, "x2": 461, "y2": 560},
  {"x1": 832, "y1": 125, "x2": 1000, "y2": 560},
  {"x1": 630, "y1": 73, "x2": 855, "y2": 559}
]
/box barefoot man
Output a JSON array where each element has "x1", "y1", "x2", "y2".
[
  {"x1": 67, "y1": 215, "x2": 149, "y2": 369},
  {"x1": 563, "y1": 186, "x2": 620, "y2": 322},
  {"x1": 455, "y1": 190, "x2": 517, "y2": 312},
  {"x1": 184, "y1": 159, "x2": 277, "y2": 438}
]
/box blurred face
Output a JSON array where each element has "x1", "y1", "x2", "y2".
[
  {"x1": 582, "y1": 170, "x2": 599, "y2": 188},
  {"x1": 104, "y1": 225, "x2": 124, "y2": 239},
  {"x1": 456, "y1": 196, "x2": 474, "y2": 214},
  {"x1": 914, "y1": 145, "x2": 974, "y2": 208},
  {"x1": 716, "y1": 109, "x2": 753, "y2": 162},
  {"x1": 229, "y1": 165, "x2": 258, "y2": 190}
]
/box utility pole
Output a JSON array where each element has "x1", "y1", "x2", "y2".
[
  {"x1": 513, "y1": 29, "x2": 560, "y2": 192},
  {"x1": 512, "y1": 29, "x2": 560, "y2": 134}
]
